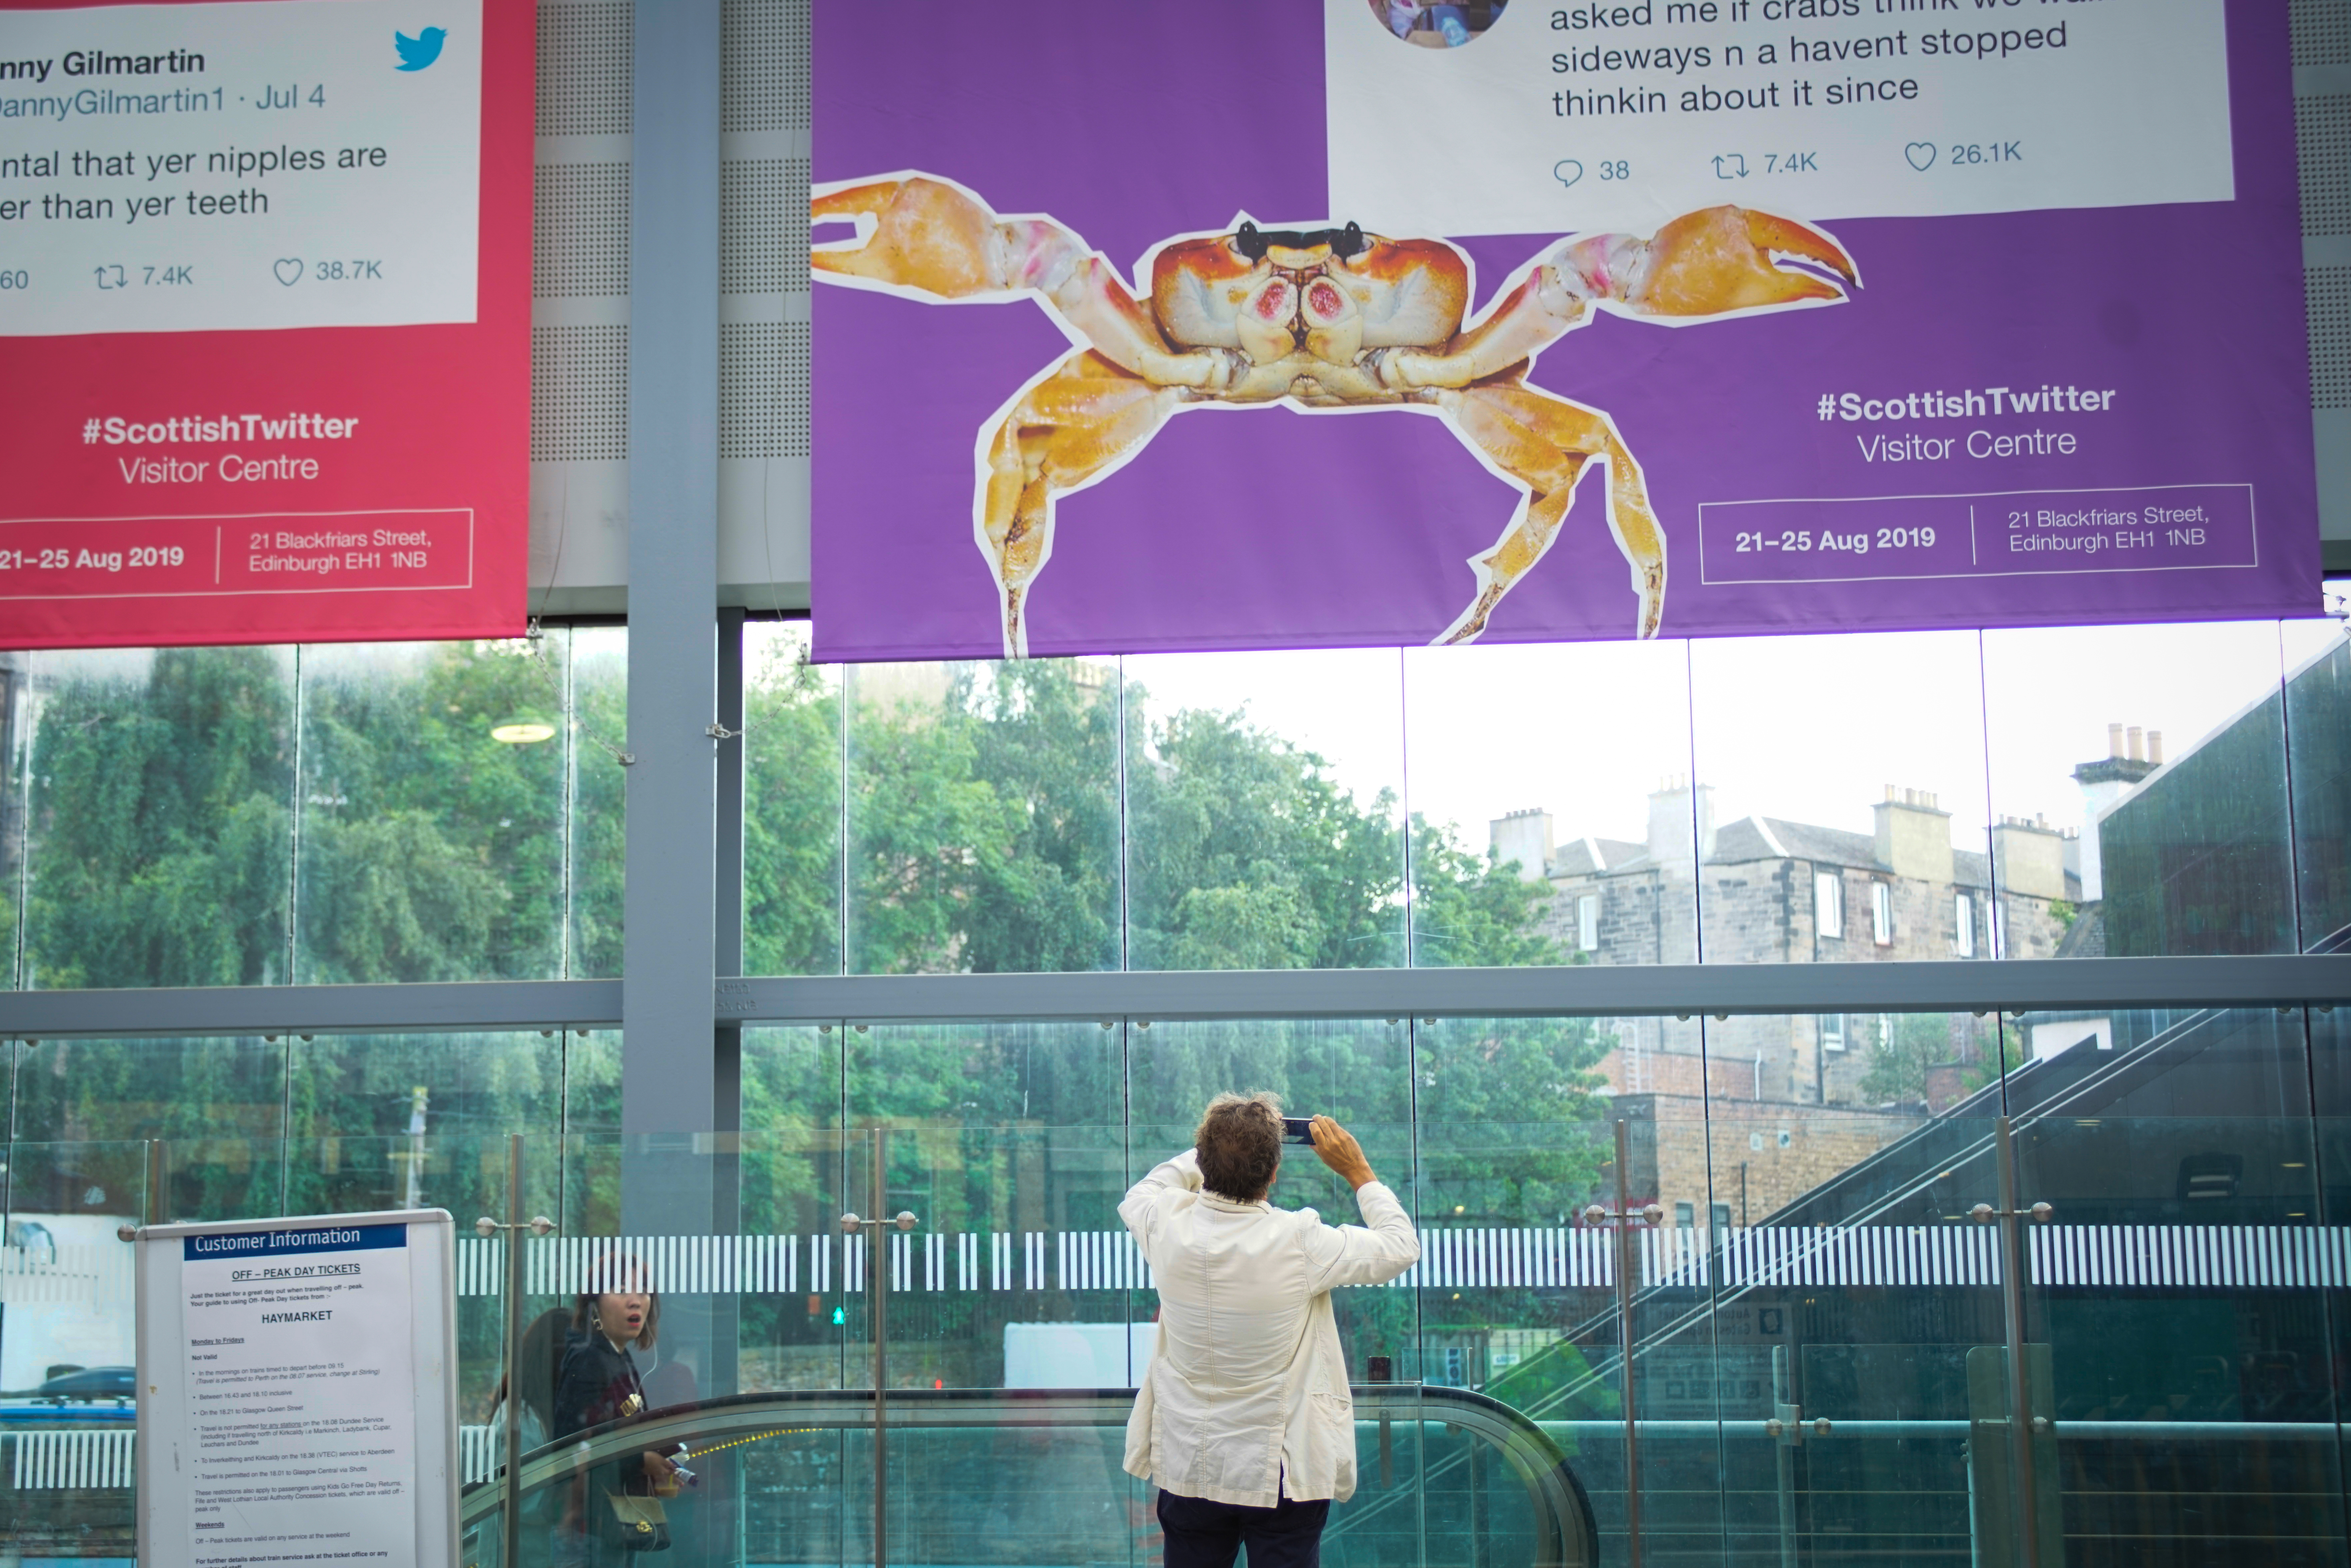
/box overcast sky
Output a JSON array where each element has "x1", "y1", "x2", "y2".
[{"x1": 1124, "y1": 617, "x2": 2346, "y2": 853}]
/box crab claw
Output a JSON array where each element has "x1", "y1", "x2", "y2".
[
  {"x1": 811, "y1": 176, "x2": 1018, "y2": 299},
  {"x1": 1599, "y1": 206, "x2": 1857, "y2": 318}
]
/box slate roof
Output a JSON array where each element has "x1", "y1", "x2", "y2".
[
  {"x1": 1548, "y1": 836, "x2": 1647, "y2": 876},
  {"x1": 1549, "y1": 813, "x2": 2083, "y2": 899}
]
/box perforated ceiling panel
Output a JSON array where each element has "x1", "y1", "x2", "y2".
[
  {"x1": 537, "y1": 3, "x2": 632, "y2": 135},
  {"x1": 722, "y1": 159, "x2": 811, "y2": 295},
  {"x1": 533, "y1": 4, "x2": 632, "y2": 474},
  {"x1": 721, "y1": 322, "x2": 811, "y2": 460},
  {"x1": 724, "y1": 0, "x2": 811, "y2": 133},
  {"x1": 2312, "y1": 268, "x2": 2350, "y2": 411},
  {"x1": 2302, "y1": 96, "x2": 2351, "y2": 237},
  {"x1": 535, "y1": 164, "x2": 631, "y2": 297},
  {"x1": 2296, "y1": 0, "x2": 2350, "y2": 67},
  {"x1": 533, "y1": 326, "x2": 629, "y2": 462},
  {"x1": 720, "y1": 0, "x2": 812, "y2": 470}
]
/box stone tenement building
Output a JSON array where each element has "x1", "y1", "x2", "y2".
[{"x1": 1492, "y1": 781, "x2": 2083, "y2": 1109}]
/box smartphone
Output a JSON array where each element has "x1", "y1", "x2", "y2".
[{"x1": 1281, "y1": 1116, "x2": 1316, "y2": 1145}]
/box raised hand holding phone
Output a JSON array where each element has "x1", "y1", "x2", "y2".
[{"x1": 1308, "y1": 1114, "x2": 1377, "y2": 1191}]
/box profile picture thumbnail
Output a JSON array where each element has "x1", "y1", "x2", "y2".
[{"x1": 1368, "y1": 0, "x2": 1508, "y2": 47}]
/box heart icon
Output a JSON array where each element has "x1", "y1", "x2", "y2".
[
  {"x1": 1552, "y1": 159, "x2": 1584, "y2": 190},
  {"x1": 1904, "y1": 142, "x2": 1936, "y2": 172},
  {"x1": 273, "y1": 258, "x2": 303, "y2": 285}
]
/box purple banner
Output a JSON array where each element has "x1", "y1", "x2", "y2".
[
  {"x1": 810, "y1": 0, "x2": 2315, "y2": 662},
  {"x1": 1698, "y1": 485, "x2": 2261, "y2": 585}
]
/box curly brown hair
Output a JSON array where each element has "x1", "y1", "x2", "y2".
[{"x1": 1195, "y1": 1092, "x2": 1284, "y2": 1203}]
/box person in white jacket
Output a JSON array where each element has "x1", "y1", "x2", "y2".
[{"x1": 1120, "y1": 1094, "x2": 1422, "y2": 1568}]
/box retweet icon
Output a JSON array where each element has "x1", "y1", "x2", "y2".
[{"x1": 394, "y1": 26, "x2": 446, "y2": 71}]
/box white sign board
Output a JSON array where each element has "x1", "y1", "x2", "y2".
[
  {"x1": 133, "y1": 1210, "x2": 459, "y2": 1568},
  {"x1": 0, "y1": 0, "x2": 486, "y2": 336},
  {"x1": 1325, "y1": 0, "x2": 2235, "y2": 237}
]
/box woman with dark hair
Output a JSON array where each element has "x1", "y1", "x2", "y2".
[
  {"x1": 551, "y1": 1255, "x2": 680, "y2": 1562},
  {"x1": 490, "y1": 1307, "x2": 573, "y2": 1455}
]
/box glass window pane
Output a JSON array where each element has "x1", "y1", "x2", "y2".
[
  {"x1": 845, "y1": 659, "x2": 1120, "y2": 975},
  {"x1": 740, "y1": 1027, "x2": 846, "y2": 1392},
  {"x1": 1403, "y1": 640, "x2": 1696, "y2": 967},
  {"x1": 11, "y1": 1035, "x2": 288, "y2": 1220},
  {"x1": 745, "y1": 622, "x2": 842, "y2": 976},
  {"x1": 2012, "y1": 1005, "x2": 2335, "y2": 1561},
  {"x1": 1128, "y1": 1019, "x2": 1412, "y2": 1387},
  {"x1": 847, "y1": 1021, "x2": 1125, "y2": 1387},
  {"x1": 1689, "y1": 631, "x2": 1991, "y2": 964},
  {"x1": 1124, "y1": 649, "x2": 1405, "y2": 970},
  {"x1": 1983, "y1": 621, "x2": 2291, "y2": 957},
  {"x1": 568, "y1": 626, "x2": 628, "y2": 978},
  {"x1": 2284, "y1": 615, "x2": 2351, "y2": 950},
  {"x1": 294, "y1": 640, "x2": 568, "y2": 982},
  {"x1": 283, "y1": 1030, "x2": 566, "y2": 1217},
  {"x1": 23, "y1": 646, "x2": 295, "y2": 988}
]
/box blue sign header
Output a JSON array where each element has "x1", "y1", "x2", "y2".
[{"x1": 183, "y1": 1222, "x2": 406, "y2": 1262}]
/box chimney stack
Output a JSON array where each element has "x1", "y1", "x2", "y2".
[
  {"x1": 1993, "y1": 815, "x2": 2068, "y2": 900},
  {"x1": 1874, "y1": 785, "x2": 1954, "y2": 884},
  {"x1": 1646, "y1": 775, "x2": 1717, "y2": 863},
  {"x1": 1489, "y1": 808, "x2": 1555, "y2": 883},
  {"x1": 2072, "y1": 721, "x2": 2162, "y2": 902}
]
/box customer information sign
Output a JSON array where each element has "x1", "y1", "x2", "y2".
[
  {"x1": 0, "y1": 0, "x2": 529, "y2": 648},
  {"x1": 810, "y1": 0, "x2": 2316, "y2": 659},
  {"x1": 133, "y1": 1212, "x2": 459, "y2": 1568}
]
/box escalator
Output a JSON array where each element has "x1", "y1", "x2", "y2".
[{"x1": 460, "y1": 1382, "x2": 1599, "y2": 1568}]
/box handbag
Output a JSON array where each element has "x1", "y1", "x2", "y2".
[
  {"x1": 602, "y1": 1488, "x2": 671, "y2": 1552},
  {"x1": 596, "y1": 1344, "x2": 672, "y2": 1551}
]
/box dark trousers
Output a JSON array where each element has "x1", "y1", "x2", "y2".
[{"x1": 1157, "y1": 1486, "x2": 1332, "y2": 1568}]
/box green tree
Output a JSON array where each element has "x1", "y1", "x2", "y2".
[
  {"x1": 1860, "y1": 1011, "x2": 1968, "y2": 1105},
  {"x1": 25, "y1": 647, "x2": 294, "y2": 989},
  {"x1": 744, "y1": 640, "x2": 843, "y2": 975},
  {"x1": 1126, "y1": 699, "x2": 1404, "y2": 971}
]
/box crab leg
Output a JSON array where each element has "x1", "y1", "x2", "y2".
[
  {"x1": 1433, "y1": 380, "x2": 1665, "y2": 644},
  {"x1": 813, "y1": 176, "x2": 1240, "y2": 392},
  {"x1": 978, "y1": 350, "x2": 1185, "y2": 658},
  {"x1": 1378, "y1": 206, "x2": 1856, "y2": 391}
]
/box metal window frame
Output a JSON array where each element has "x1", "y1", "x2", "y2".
[{"x1": 3, "y1": 953, "x2": 2347, "y2": 1038}]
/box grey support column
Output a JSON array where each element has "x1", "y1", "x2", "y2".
[{"x1": 622, "y1": 0, "x2": 722, "y2": 1143}]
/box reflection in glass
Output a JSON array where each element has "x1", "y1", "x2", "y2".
[
  {"x1": 847, "y1": 1022, "x2": 1125, "y2": 1387},
  {"x1": 295, "y1": 639, "x2": 569, "y2": 983},
  {"x1": 567, "y1": 626, "x2": 629, "y2": 979},
  {"x1": 744, "y1": 623, "x2": 843, "y2": 976},
  {"x1": 1405, "y1": 639, "x2": 1698, "y2": 968},
  {"x1": 11, "y1": 1035, "x2": 290, "y2": 1221},
  {"x1": 2285, "y1": 617, "x2": 2351, "y2": 950},
  {"x1": 739, "y1": 1028, "x2": 847, "y2": 1392},
  {"x1": 1984, "y1": 620, "x2": 2292, "y2": 958},
  {"x1": 1689, "y1": 630, "x2": 1994, "y2": 966},
  {"x1": 23, "y1": 645, "x2": 296, "y2": 988},
  {"x1": 1124, "y1": 649, "x2": 1406, "y2": 970},
  {"x1": 845, "y1": 659, "x2": 1120, "y2": 975},
  {"x1": 2009, "y1": 1005, "x2": 2341, "y2": 1564}
]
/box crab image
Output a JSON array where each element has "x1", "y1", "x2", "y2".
[{"x1": 812, "y1": 174, "x2": 1857, "y2": 656}]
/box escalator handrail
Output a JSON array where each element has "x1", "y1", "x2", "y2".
[{"x1": 458, "y1": 1381, "x2": 1596, "y2": 1567}]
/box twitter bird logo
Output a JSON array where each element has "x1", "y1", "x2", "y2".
[{"x1": 394, "y1": 26, "x2": 446, "y2": 70}]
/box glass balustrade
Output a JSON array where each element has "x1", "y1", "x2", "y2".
[{"x1": 6, "y1": 1006, "x2": 2351, "y2": 1565}]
